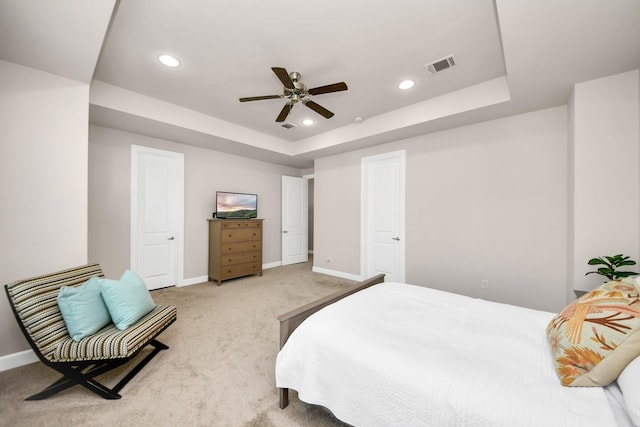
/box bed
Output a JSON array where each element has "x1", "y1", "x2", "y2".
[{"x1": 275, "y1": 275, "x2": 640, "y2": 426}]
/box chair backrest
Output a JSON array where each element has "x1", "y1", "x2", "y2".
[{"x1": 4, "y1": 264, "x2": 104, "y2": 363}]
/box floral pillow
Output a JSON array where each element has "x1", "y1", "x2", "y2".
[{"x1": 546, "y1": 280, "x2": 640, "y2": 386}]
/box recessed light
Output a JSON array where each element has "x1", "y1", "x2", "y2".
[
  {"x1": 398, "y1": 80, "x2": 415, "y2": 90},
  {"x1": 158, "y1": 54, "x2": 180, "y2": 68},
  {"x1": 302, "y1": 119, "x2": 314, "y2": 126}
]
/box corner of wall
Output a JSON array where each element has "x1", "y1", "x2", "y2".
[
  {"x1": 566, "y1": 88, "x2": 576, "y2": 304},
  {"x1": 570, "y1": 70, "x2": 640, "y2": 295}
]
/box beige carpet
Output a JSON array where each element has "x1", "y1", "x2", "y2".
[{"x1": 0, "y1": 260, "x2": 353, "y2": 427}]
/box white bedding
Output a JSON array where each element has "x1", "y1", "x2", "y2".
[{"x1": 276, "y1": 282, "x2": 620, "y2": 427}]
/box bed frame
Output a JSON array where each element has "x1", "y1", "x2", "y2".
[{"x1": 277, "y1": 273, "x2": 386, "y2": 409}]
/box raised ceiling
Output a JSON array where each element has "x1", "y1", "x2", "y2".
[{"x1": 93, "y1": 0, "x2": 506, "y2": 142}]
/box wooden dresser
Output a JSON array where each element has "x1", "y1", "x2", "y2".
[{"x1": 208, "y1": 219, "x2": 263, "y2": 285}]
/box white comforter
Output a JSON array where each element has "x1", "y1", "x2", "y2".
[{"x1": 276, "y1": 282, "x2": 619, "y2": 427}]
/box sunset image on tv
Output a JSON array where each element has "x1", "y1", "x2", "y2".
[{"x1": 217, "y1": 192, "x2": 257, "y2": 218}]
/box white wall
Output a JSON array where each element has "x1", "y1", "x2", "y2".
[
  {"x1": 314, "y1": 69, "x2": 640, "y2": 311},
  {"x1": 570, "y1": 69, "x2": 640, "y2": 292},
  {"x1": 0, "y1": 60, "x2": 89, "y2": 357},
  {"x1": 315, "y1": 106, "x2": 569, "y2": 312},
  {"x1": 89, "y1": 125, "x2": 301, "y2": 281}
]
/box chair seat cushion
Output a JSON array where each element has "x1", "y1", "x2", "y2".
[{"x1": 51, "y1": 305, "x2": 177, "y2": 362}]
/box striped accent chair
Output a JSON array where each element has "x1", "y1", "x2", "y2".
[{"x1": 5, "y1": 264, "x2": 177, "y2": 400}]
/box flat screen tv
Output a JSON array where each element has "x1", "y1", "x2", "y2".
[{"x1": 216, "y1": 191, "x2": 258, "y2": 219}]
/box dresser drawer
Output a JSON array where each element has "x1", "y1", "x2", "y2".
[
  {"x1": 221, "y1": 221, "x2": 261, "y2": 229},
  {"x1": 221, "y1": 228, "x2": 262, "y2": 242},
  {"x1": 222, "y1": 240, "x2": 262, "y2": 253},
  {"x1": 221, "y1": 251, "x2": 261, "y2": 266},
  {"x1": 220, "y1": 262, "x2": 261, "y2": 279}
]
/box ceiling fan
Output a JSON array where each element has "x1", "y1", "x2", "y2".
[{"x1": 239, "y1": 67, "x2": 348, "y2": 123}]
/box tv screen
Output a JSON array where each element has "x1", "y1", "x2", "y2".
[{"x1": 216, "y1": 191, "x2": 257, "y2": 219}]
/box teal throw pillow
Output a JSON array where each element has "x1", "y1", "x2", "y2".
[
  {"x1": 57, "y1": 276, "x2": 111, "y2": 341},
  {"x1": 100, "y1": 270, "x2": 156, "y2": 330}
]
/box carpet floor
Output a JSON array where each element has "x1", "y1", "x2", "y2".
[{"x1": 0, "y1": 260, "x2": 353, "y2": 427}]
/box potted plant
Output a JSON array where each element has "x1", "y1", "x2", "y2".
[{"x1": 585, "y1": 254, "x2": 638, "y2": 282}]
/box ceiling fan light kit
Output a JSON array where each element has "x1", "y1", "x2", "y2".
[{"x1": 239, "y1": 67, "x2": 348, "y2": 123}]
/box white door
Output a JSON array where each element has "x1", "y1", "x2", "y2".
[
  {"x1": 281, "y1": 175, "x2": 308, "y2": 266},
  {"x1": 361, "y1": 150, "x2": 405, "y2": 282},
  {"x1": 131, "y1": 145, "x2": 184, "y2": 290}
]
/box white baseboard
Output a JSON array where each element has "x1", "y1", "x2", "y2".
[
  {"x1": 0, "y1": 349, "x2": 38, "y2": 372},
  {"x1": 263, "y1": 261, "x2": 281, "y2": 270},
  {"x1": 312, "y1": 266, "x2": 363, "y2": 282},
  {"x1": 178, "y1": 275, "x2": 209, "y2": 287}
]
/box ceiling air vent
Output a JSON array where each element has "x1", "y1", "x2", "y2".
[
  {"x1": 425, "y1": 54, "x2": 457, "y2": 74},
  {"x1": 281, "y1": 122, "x2": 296, "y2": 129}
]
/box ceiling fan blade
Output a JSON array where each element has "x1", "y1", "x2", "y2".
[
  {"x1": 272, "y1": 67, "x2": 295, "y2": 90},
  {"x1": 308, "y1": 82, "x2": 348, "y2": 96},
  {"x1": 276, "y1": 103, "x2": 293, "y2": 122},
  {"x1": 304, "y1": 100, "x2": 334, "y2": 119},
  {"x1": 239, "y1": 95, "x2": 282, "y2": 102}
]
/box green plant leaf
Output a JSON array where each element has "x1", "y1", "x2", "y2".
[
  {"x1": 614, "y1": 271, "x2": 638, "y2": 278},
  {"x1": 586, "y1": 254, "x2": 638, "y2": 281}
]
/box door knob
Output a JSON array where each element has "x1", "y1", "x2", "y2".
[
  {"x1": 283, "y1": 230, "x2": 289, "y2": 234},
  {"x1": 168, "y1": 236, "x2": 175, "y2": 240},
  {"x1": 392, "y1": 237, "x2": 400, "y2": 241}
]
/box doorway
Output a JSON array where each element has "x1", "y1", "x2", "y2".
[
  {"x1": 361, "y1": 150, "x2": 406, "y2": 282},
  {"x1": 281, "y1": 175, "x2": 309, "y2": 266},
  {"x1": 131, "y1": 145, "x2": 184, "y2": 290}
]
